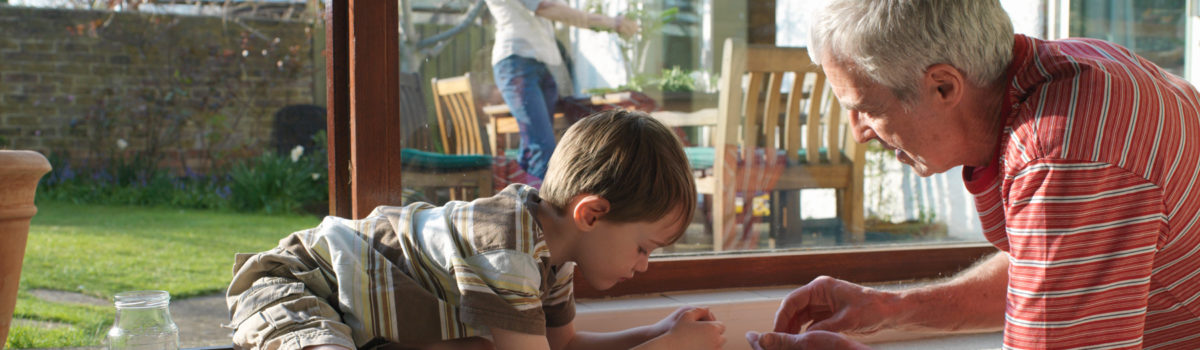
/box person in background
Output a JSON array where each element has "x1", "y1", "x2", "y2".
[
  {"x1": 487, "y1": 0, "x2": 638, "y2": 185},
  {"x1": 226, "y1": 110, "x2": 725, "y2": 350},
  {"x1": 748, "y1": 0, "x2": 1200, "y2": 349}
]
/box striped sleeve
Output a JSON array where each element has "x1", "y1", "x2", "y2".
[{"x1": 1002, "y1": 159, "x2": 1165, "y2": 350}]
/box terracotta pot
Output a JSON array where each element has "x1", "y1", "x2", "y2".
[{"x1": 0, "y1": 151, "x2": 51, "y2": 347}]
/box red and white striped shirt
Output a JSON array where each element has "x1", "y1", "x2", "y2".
[{"x1": 964, "y1": 34, "x2": 1200, "y2": 349}]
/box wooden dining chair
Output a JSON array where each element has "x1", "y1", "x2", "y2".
[
  {"x1": 431, "y1": 73, "x2": 489, "y2": 156},
  {"x1": 692, "y1": 38, "x2": 866, "y2": 251},
  {"x1": 398, "y1": 72, "x2": 492, "y2": 204}
]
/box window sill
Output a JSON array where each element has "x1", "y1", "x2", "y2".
[{"x1": 576, "y1": 285, "x2": 1002, "y2": 350}]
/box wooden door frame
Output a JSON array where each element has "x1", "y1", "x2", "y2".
[{"x1": 326, "y1": 0, "x2": 403, "y2": 219}]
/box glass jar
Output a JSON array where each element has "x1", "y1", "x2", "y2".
[{"x1": 106, "y1": 290, "x2": 180, "y2": 350}]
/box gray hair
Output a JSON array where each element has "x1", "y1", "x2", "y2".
[{"x1": 808, "y1": 0, "x2": 1014, "y2": 102}]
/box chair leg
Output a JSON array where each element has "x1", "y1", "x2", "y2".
[
  {"x1": 478, "y1": 168, "x2": 494, "y2": 198},
  {"x1": 774, "y1": 190, "x2": 803, "y2": 248},
  {"x1": 713, "y1": 183, "x2": 736, "y2": 252},
  {"x1": 837, "y1": 188, "x2": 865, "y2": 244},
  {"x1": 701, "y1": 194, "x2": 714, "y2": 242}
]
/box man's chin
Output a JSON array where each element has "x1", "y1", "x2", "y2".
[{"x1": 897, "y1": 155, "x2": 949, "y2": 177}]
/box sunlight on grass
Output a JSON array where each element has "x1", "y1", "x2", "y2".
[
  {"x1": 9, "y1": 200, "x2": 322, "y2": 348},
  {"x1": 8, "y1": 292, "x2": 111, "y2": 348},
  {"x1": 6, "y1": 324, "x2": 97, "y2": 349}
]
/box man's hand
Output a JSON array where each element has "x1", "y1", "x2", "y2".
[
  {"x1": 746, "y1": 331, "x2": 870, "y2": 350},
  {"x1": 773, "y1": 276, "x2": 894, "y2": 335}
]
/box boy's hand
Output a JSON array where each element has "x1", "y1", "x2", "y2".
[
  {"x1": 651, "y1": 306, "x2": 716, "y2": 335},
  {"x1": 650, "y1": 306, "x2": 726, "y2": 350}
]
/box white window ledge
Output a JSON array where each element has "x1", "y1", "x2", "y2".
[{"x1": 575, "y1": 286, "x2": 1002, "y2": 350}]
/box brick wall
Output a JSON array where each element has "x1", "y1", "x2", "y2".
[{"x1": 0, "y1": 6, "x2": 317, "y2": 173}]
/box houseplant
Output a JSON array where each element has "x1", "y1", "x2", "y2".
[{"x1": 0, "y1": 150, "x2": 52, "y2": 346}]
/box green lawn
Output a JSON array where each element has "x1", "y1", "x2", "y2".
[{"x1": 6, "y1": 200, "x2": 322, "y2": 349}]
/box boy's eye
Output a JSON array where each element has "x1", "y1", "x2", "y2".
[{"x1": 637, "y1": 246, "x2": 648, "y2": 255}]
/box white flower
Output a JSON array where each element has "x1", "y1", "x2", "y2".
[
  {"x1": 116, "y1": 139, "x2": 128, "y2": 150},
  {"x1": 311, "y1": 173, "x2": 320, "y2": 180},
  {"x1": 290, "y1": 145, "x2": 304, "y2": 162}
]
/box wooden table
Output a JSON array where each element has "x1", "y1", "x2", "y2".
[{"x1": 482, "y1": 92, "x2": 720, "y2": 154}]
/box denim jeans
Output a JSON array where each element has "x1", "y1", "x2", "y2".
[{"x1": 493, "y1": 54, "x2": 559, "y2": 180}]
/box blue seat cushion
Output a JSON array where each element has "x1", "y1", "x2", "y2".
[
  {"x1": 684, "y1": 147, "x2": 830, "y2": 170},
  {"x1": 684, "y1": 147, "x2": 715, "y2": 169},
  {"x1": 400, "y1": 148, "x2": 492, "y2": 171}
]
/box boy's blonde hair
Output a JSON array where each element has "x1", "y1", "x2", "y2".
[{"x1": 540, "y1": 109, "x2": 697, "y2": 239}]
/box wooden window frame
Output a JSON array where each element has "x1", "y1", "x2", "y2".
[{"x1": 324, "y1": 0, "x2": 999, "y2": 298}]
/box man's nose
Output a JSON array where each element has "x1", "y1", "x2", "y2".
[{"x1": 847, "y1": 110, "x2": 877, "y2": 144}]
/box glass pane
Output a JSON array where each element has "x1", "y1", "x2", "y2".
[
  {"x1": 399, "y1": 0, "x2": 497, "y2": 205},
  {"x1": 404, "y1": 0, "x2": 1018, "y2": 256},
  {"x1": 1070, "y1": 0, "x2": 1186, "y2": 76}
]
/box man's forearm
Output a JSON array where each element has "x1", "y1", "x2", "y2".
[{"x1": 892, "y1": 252, "x2": 1008, "y2": 332}]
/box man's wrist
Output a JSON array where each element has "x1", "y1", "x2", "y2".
[{"x1": 873, "y1": 288, "x2": 911, "y2": 330}]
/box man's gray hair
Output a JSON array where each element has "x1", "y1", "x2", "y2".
[{"x1": 808, "y1": 0, "x2": 1014, "y2": 102}]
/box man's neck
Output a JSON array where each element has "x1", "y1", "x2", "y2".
[{"x1": 965, "y1": 82, "x2": 1009, "y2": 168}]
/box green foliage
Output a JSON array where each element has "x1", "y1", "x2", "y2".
[
  {"x1": 658, "y1": 66, "x2": 695, "y2": 92},
  {"x1": 229, "y1": 147, "x2": 326, "y2": 215},
  {"x1": 10, "y1": 200, "x2": 319, "y2": 348},
  {"x1": 38, "y1": 153, "x2": 232, "y2": 211},
  {"x1": 39, "y1": 132, "x2": 329, "y2": 215}
]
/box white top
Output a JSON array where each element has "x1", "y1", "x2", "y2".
[{"x1": 486, "y1": 0, "x2": 563, "y2": 66}]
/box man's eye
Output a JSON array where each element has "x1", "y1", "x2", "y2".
[{"x1": 638, "y1": 247, "x2": 648, "y2": 254}]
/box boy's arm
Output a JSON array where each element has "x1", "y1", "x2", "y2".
[
  {"x1": 545, "y1": 307, "x2": 724, "y2": 350},
  {"x1": 491, "y1": 327, "x2": 553, "y2": 350},
  {"x1": 545, "y1": 321, "x2": 664, "y2": 350}
]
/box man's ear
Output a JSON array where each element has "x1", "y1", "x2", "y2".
[
  {"x1": 925, "y1": 63, "x2": 964, "y2": 107},
  {"x1": 571, "y1": 195, "x2": 610, "y2": 232}
]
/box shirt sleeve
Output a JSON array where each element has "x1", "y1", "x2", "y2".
[{"x1": 1002, "y1": 159, "x2": 1164, "y2": 349}]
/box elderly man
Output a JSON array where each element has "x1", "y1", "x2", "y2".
[{"x1": 749, "y1": 1, "x2": 1200, "y2": 349}]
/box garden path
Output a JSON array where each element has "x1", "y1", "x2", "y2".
[{"x1": 28, "y1": 289, "x2": 232, "y2": 348}]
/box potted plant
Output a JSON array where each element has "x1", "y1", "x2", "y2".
[{"x1": 0, "y1": 150, "x2": 52, "y2": 346}]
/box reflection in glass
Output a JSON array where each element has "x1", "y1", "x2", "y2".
[
  {"x1": 398, "y1": 0, "x2": 1000, "y2": 255},
  {"x1": 1070, "y1": 0, "x2": 1186, "y2": 76}
]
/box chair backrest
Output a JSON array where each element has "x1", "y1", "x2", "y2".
[
  {"x1": 399, "y1": 72, "x2": 434, "y2": 150},
  {"x1": 714, "y1": 38, "x2": 851, "y2": 167},
  {"x1": 431, "y1": 73, "x2": 487, "y2": 155}
]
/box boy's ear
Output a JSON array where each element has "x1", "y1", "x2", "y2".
[{"x1": 571, "y1": 195, "x2": 610, "y2": 232}]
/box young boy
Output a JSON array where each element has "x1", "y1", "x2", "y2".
[{"x1": 225, "y1": 110, "x2": 726, "y2": 350}]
